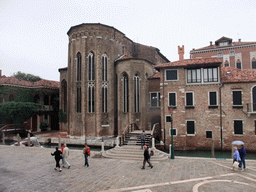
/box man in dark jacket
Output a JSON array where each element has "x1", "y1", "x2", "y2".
[
  {"x1": 238, "y1": 145, "x2": 246, "y2": 171},
  {"x1": 141, "y1": 145, "x2": 153, "y2": 169},
  {"x1": 51, "y1": 147, "x2": 62, "y2": 172}
]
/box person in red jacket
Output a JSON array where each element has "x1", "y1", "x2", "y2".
[{"x1": 83, "y1": 143, "x2": 90, "y2": 167}]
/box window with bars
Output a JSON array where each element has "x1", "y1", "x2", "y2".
[
  {"x1": 187, "y1": 120, "x2": 195, "y2": 135},
  {"x1": 88, "y1": 85, "x2": 94, "y2": 113},
  {"x1": 77, "y1": 87, "x2": 81, "y2": 113},
  {"x1": 123, "y1": 74, "x2": 129, "y2": 113},
  {"x1": 187, "y1": 69, "x2": 201, "y2": 83},
  {"x1": 234, "y1": 120, "x2": 243, "y2": 135},
  {"x1": 233, "y1": 91, "x2": 242, "y2": 106},
  {"x1": 150, "y1": 92, "x2": 160, "y2": 108},
  {"x1": 102, "y1": 54, "x2": 108, "y2": 81},
  {"x1": 169, "y1": 93, "x2": 176, "y2": 107},
  {"x1": 209, "y1": 92, "x2": 217, "y2": 106},
  {"x1": 88, "y1": 52, "x2": 95, "y2": 81},
  {"x1": 77, "y1": 52, "x2": 81, "y2": 81},
  {"x1": 186, "y1": 92, "x2": 194, "y2": 106},
  {"x1": 166, "y1": 70, "x2": 178, "y2": 80}
]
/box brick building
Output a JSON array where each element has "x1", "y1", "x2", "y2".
[
  {"x1": 156, "y1": 46, "x2": 256, "y2": 151},
  {"x1": 0, "y1": 70, "x2": 60, "y2": 131},
  {"x1": 59, "y1": 23, "x2": 169, "y2": 137},
  {"x1": 190, "y1": 36, "x2": 256, "y2": 70}
]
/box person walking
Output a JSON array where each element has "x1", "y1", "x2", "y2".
[
  {"x1": 62, "y1": 143, "x2": 71, "y2": 169},
  {"x1": 51, "y1": 147, "x2": 62, "y2": 172},
  {"x1": 61, "y1": 143, "x2": 65, "y2": 166},
  {"x1": 232, "y1": 146, "x2": 241, "y2": 170},
  {"x1": 141, "y1": 130, "x2": 146, "y2": 149},
  {"x1": 83, "y1": 143, "x2": 90, "y2": 167},
  {"x1": 141, "y1": 145, "x2": 153, "y2": 169},
  {"x1": 238, "y1": 145, "x2": 246, "y2": 171}
]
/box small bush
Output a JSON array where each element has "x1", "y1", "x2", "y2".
[{"x1": 40, "y1": 121, "x2": 49, "y2": 131}]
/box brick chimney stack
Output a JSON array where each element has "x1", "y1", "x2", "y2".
[
  {"x1": 238, "y1": 39, "x2": 241, "y2": 43},
  {"x1": 178, "y1": 45, "x2": 184, "y2": 61},
  {"x1": 210, "y1": 41, "x2": 212, "y2": 46}
]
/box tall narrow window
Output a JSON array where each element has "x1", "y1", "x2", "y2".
[
  {"x1": 186, "y1": 92, "x2": 194, "y2": 106},
  {"x1": 203, "y1": 68, "x2": 218, "y2": 82},
  {"x1": 77, "y1": 87, "x2": 81, "y2": 113},
  {"x1": 236, "y1": 59, "x2": 241, "y2": 69},
  {"x1": 61, "y1": 80, "x2": 67, "y2": 112},
  {"x1": 88, "y1": 52, "x2": 95, "y2": 81},
  {"x1": 150, "y1": 92, "x2": 160, "y2": 108},
  {"x1": 102, "y1": 85, "x2": 108, "y2": 113},
  {"x1": 187, "y1": 69, "x2": 201, "y2": 83},
  {"x1": 123, "y1": 74, "x2": 129, "y2": 113},
  {"x1": 77, "y1": 52, "x2": 81, "y2": 81},
  {"x1": 187, "y1": 120, "x2": 195, "y2": 134},
  {"x1": 233, "y1": 91, "x2": 242, "y2": 106},
  {"x1": 234, "y1": 120, "x2": 243, "y2": 135},
  {"x1": 252, "y1": 86, "x2": 256, "y2": 111},
  {"x1": 134, "y1": 75, "x2": 140, "y2": 113},
  {"x1": 102, "y1": 54, "x2": 108, "y2": 81},
  {"x1": 252, "y1": 58, "x2": 256, "y2": 69},
  {"x1": 209, "y1": 92, "x2": 217, "y2": 106},
  {"x1": 169, "y1": 93, "x2": 176, "y2": 107},
  {"x1": 88, "y1": 85, "x2": 94, "y2": 113}
]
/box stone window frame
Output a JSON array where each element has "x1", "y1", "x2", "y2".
[
  {"x1": 186, "y1": 120, "x2": 196, "y2": 136},
  {"x1": 123, "y1": 73, "x2": 129, "y2": 113},
  {"x1": 187, "y1": 68, "x2": 201, "y2": 83},
  {"x1": 232, "y1": 90, "x2": 243, "y2": 107},
  {"x1": 88, "y1": 83, "x2": 95, "y2": 113},
  {"x1": 233, "y1": 119, "x2": 243, "y2": 135},
  {"x1": 102, "y1": 83, "x2": 108, "y2": 113},
  {"x1": 208, "y1": 91, "x2": 218, "y2": 107},
  {"x1": 102, "y1": 54, "x2": 108, "y2": 82},
  {"x1": 206, "y1": 130, "x2": 212, "y2": 138},
  {"x1": 76, "y1": 52, "x2": 82, "y2": 82},
  {"x1": 165, "y1": 69, "x2": 178, "y2": 81},
  {"x1": 133, "y1": 74, "x2": 140, "y2": 113},
  {"x1": 236, "y1": 59, "x2": 242, "y2": 69},
  {"x1": 251, "y1": 85, "x2": 256, "y2": 112},
  {"x1": 185, "y1": 91, "x2": 194, "y2": 108},
  {"x1": 150, "y1": 92, "x2": 160, "y2": 108},
  {"x1": 169, "y1": 128, "x2": 177, "y2": 136},
  {"x1": 88, "y1": 52, "x2": 95, "y2": 81},
  {"x1": 168, "y1": 92, "x2": 177, "y2": 107},
  {"x1": 76, "y1": 87, "x2": 81, "y2": 113}
]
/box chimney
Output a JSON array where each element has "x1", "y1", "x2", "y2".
[
  {"x1": 0, "y1": 70, "x2": 2, "y2": 77},
  {"x1": 238, "y1": 39, "x2": 241, "y2": 43},
  {"x1": 210, "y1": 41, "x2": 212, "y2": 46},
  {"x1": 178, "y1": 45, "x2": 184, "y2": 61}
]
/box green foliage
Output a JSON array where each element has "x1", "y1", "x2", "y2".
[
  {"x1": 13, "y1": 71, "x2": 42, "y2": 82},
  {"x1": 59, "y1": 109, "x2": 67, "y2": 123},
  {"x1": 40, "y1": 121, "x2": 49, "y2": 131},
  {"x1": 0, "y1": 102, "x2": 45, "y2": 124}
]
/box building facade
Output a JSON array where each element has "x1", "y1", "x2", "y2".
[
  {"x1": 0, "y1": 70, "x2": 60, "y2": 131},
  {"x1": 190, "y1": 36, "x2": 256, "y2": 70},
  {"x1": 59, "y1": 23, "x2": 168, "y2": 137}
]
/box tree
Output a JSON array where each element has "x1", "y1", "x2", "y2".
[
  {"x1": 0, "y1": 102, "x2": 45, "y2": 124},
  {"x1": 13, "y1": 71, "x2": 42, "y2": 82}
]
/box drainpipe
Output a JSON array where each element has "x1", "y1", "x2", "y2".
[{"x1": 162, "y1": 69, "x2": 166, "y2": 150}]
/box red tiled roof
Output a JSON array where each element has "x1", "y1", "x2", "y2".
[
  {"x1": 192, "y1": 41, "x2": 256, "y2": 51},
  {"x1": 116, "y1": 55, "x2": 134, "y2": 61},
  {"x1": 0, "y1": 76, "x2": 60, "y2": 89},
  {"x1": 155, "y1": 58, "x2": 222, "y2": 69},
  {"x1": 221, "y1": 67, "x2": 256, "y2": 83},
  {"x1": 148, "y1": 72, "x2": 160, "y2": 79}
]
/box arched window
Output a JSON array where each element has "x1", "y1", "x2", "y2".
[
  {"x1": 224, "y1": 60, "x2": 229, "y2": 67},
  {"x1": 236, "y1": 59, "x2": 241, "y2": 69},
  {"x1": 102, "y1": 54, "x2": 108, "y2": 81},
  {"x1": 9, "y1": 94, "x2": 14, "y2": 101},
  {"x1": 61, "y1": 80, "x2": 67, "y2": 113},
  {"x1": 134, "y1": 74, "x2": 140, "y2": 113},
  {"x1": 77, "y1": 52, "x2": 82, "y2": 81},
  {"x1": 34, "y1": 94, "x2": 40, "y2": 103},
  {"x1": 88, "y1": 84, "x2": 95, "y2": 113},
  {"x1": 252, "y1": 86, "x2": 256, "y2": 112},
  {"x1": 123, "y1": 74, "x2": 129, "y2": 113},
  {"x1": 252, "y1": 58, "x2": 256, "y2": 69},
  {"x1": 88, "y1": 52, "x2": 95, "y2": 81}
]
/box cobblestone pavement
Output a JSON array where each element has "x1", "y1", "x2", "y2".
[{"x1": 1, "y1": 145, "x2": 256, "y2": 192}]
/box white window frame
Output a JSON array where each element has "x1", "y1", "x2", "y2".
[
  {"x1": 102, "y1": 54, "x2": 108, "y2": 82},
  {"x1": 150, "y1": 92, "x2": 160, "y2": 108},
  {"x1": 230, "y1": 51, "x2": 235, "y2": 56},
  {"x1": 232, "y1": 90, "x2": 243, "y2": 106},
  {"x1": 168, "y1": 92, "x2": 177, "y2": 107},
  {"x1": 185, "y1": 91, "x2": 194, "y2": 107},
  {"x1": 186, "y1": 120, "x2": 196, "y2": 136},
  {"x1": 208, "y1": 91, "x2": 218, "y2": 106}
]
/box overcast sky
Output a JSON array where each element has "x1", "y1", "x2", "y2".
[{"x1": 1, "y1": 0, "x2": 256, "y2": 81}]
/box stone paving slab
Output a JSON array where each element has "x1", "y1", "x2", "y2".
[{"x1": 1, "y1": 145, "x2": 256, "y2": 192}]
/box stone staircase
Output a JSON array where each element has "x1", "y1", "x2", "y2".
[
  {"x1": 124, "y1": 130, "x2": 151, "y2": 146},
  {"x1": 102, "y1": 145, "x2": 169, "y2": 161}
]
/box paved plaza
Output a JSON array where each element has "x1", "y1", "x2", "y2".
[{"x1": 1, "y1": 145, "x2": 256, "y2": 192}]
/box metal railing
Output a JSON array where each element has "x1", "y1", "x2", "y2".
[{"x1": 121, "y1": 123, "x2": 139, "y2": 145}]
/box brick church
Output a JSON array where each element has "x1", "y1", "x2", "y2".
[{"x1": 59, "y1": 23, "x2": 256, "y2": 151}]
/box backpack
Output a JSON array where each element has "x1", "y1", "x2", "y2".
[{"x1": 86, "y1": 147, "x2": 90, "y2": 156}]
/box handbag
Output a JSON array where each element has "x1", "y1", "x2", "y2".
[{"x1": 233, "y1": 161, "x2": 239, "y2": 167}]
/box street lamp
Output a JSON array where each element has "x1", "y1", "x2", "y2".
[{"x1": 168, "y1": 105, "x2": 175, "y2": 159}]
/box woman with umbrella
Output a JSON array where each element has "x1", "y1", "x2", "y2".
[{"x1": 232, "y1": 141, "x2": 246, "y2": 171}]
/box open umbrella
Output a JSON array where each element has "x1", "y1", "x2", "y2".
[{"x1": 232, "y1": 140, "x2": 244, "y2": 145}]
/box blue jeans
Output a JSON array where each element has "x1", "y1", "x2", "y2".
[
  {"x1": 239, "y1": 156, "x2": 246, "y2": 169},
  {"x1": 84, "y1": 154, "x2": 89, "y2": 167}
]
